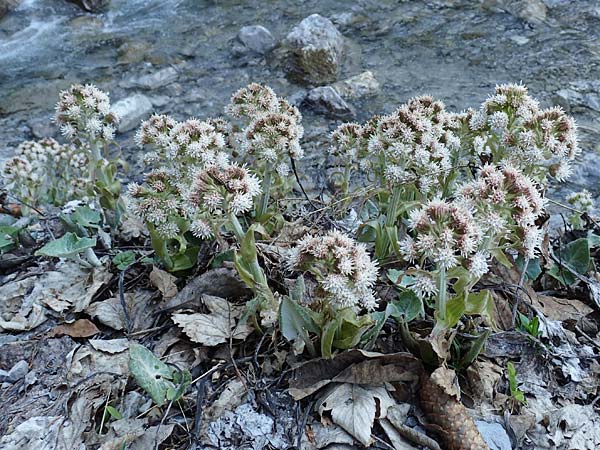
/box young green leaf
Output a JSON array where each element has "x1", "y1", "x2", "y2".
[
  {"x1": 105, "y1": 405, "x2": 123, "y2": 420},
  {"x1": 35, "y1": 232, "x2": 96, "y2": 258},
  {"x1": 113, "y1": 250, "x2": 136, "y2": 270},
  {"x1": 128, "y1": 344, "x2": 174, "y2": 406}
]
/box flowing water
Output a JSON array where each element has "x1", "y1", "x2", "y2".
[{"x1": 2, "y1": 0, "x2": 600, "y2": 198}]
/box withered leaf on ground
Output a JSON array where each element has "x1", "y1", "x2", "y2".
[
  {"x1": 0, "y1": 262, "x2": 110, "y2": 331},
  {"x1": 85, "y1": 289, "x2": 156, "y2": 331},
  {"x1": 162, "y1": 267, "x2": 251, "y2": 311},
  {"x1": 289, "y1": 350, "x2": 422, "y2": 400},
  {"x1": 317, "y1": 382, "x2": 395, "y2": 446},
  {"x1": 172, "y1": 295, "x2": 253, "y2": 346},
  {"x1": 51, "y1": 318, "x2": 99, "y2": 338},
  {"x1": 149, "y1": 266, "x2": 178, "y2": 300}
]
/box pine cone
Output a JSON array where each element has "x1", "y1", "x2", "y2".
[{"x1": 420, "y1": 369, "x2": 490, "y2": 450}]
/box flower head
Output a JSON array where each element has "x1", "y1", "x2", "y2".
[
  {"x1": 187, "y1": 163, "x2": 262, "y2": 217},
  {"x1": 404, "y1": 199, "x2": 484, "y2": 272},
  {"x1": 288, "y1": 230, "x2": 379, "y2": 311},
  {"x1": 55, "y1": 84, "x2": 119, "y2": 142}
]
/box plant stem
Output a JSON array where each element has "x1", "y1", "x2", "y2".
[
  {"x1": 84, "y1": 247, "x2": 102, "y2": 267},
  {"x1": 385, "y1": 186, "x2": 402, "y2": 228},
  {"x1": 257, "y1": 165, "x2": 272, "y2": 218},
  {"x1": 229, "y1": 213, "x2": 245, "y2": 241},
  {"x1": 436, "y1": 266, "x2": 447, "y2": 322}
]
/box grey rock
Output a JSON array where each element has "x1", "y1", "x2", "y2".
[
  {"x1": 67, "y1": 0, "x2": 110, "y2": 13},
  {"x1": 285, "y1": 14, "x2": 344, "y2": 85},
  {"x1": 0, "y1": 369, "x2": 9, "y2": 382},
  {"x1": 238, "y1": 25, "x2": 276, "y2": 54},
  {"x1": 333, "y1": 71, "x2": 380, "y2": 99},
  {"x1": 517, "y1": 0, "x2": 547, "y2": 24},
  {"x1": 287, "y1": 89, "x2": 308, "y2": 107},
  {"x1": 475, "y1": 421, "x2": 512, "y2": 450},
  {"x1": 481, "y1": 0, "x2": 547, "y2": 25},
  {"x1": 24, "y1": 370, "x2": 37, "y2": 386},
  {"x1": 509, "y1": 35, "x2": 530, "y2": 45},
  {"x1": 0, "y1": 0, "x2": 20, "y2": 19},
  {"x1": 303, "y1": 86, "x2": 354, "y2": 119},
  {"x1": 129, "y1": 67, "x2": 179, "y2": 90},
  {"x1": 149, "y1": 95, "x2": 171, "y2": 107},
  {"x1": 27, "y1": 118, "x2": 55, "y2": 139},
  {"x1": 7, "y1": 360, "x2": 28, "y2": 383},
  {"x1": 111, "y1": 94, "x2": 153, "y2": 132}
]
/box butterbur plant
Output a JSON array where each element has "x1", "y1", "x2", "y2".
[
  {"x1": 2, "y1": 138, "x2": 88, "y2": 213},
  {"x1": 463, "y1": 84, "x2": 579, "y2": 184},
  {"x1": 55, "y1": 84, "x2": 125, "y2": 228},
  {"x1": 566, "y1": 190, "x2": 594, "y2": 230},
  {"x1": 280, "y1": 230, "x2": 379, "y2": 357},
  {"x1": 226, "y1": 83, "x2": 304, "y2": 219}
]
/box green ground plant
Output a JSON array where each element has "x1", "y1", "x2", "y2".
[{"x1": 2, "y1": 82, "x2": 584, "y2": 362}]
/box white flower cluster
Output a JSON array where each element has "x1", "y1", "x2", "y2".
[
  {"x1": 567, "y1": 189, "x2": 594, "y2": 213},
  {"x1": 186, "y1": 164, "x2": 262, "y2": 238},
  {"x1": 400, "y1": 199, "x2": 488, "y2": 276},
  {"x1": 2, "y1": 138, "x2": 88, "y2": 209},
  {"x1": 227, "y1": 83, "x2": 304, "y2": 178},
  {"x1": 363, "y1": 96, "x2": 462, "y2": 194},
  {"x1": 127, "y1": 169, "x2": 186, "y2": 239},
  {"x1": 457, "y1": 164, "x2": 546, "y2": 259},
  {"x1": 466, "y1": 83, "x2": 579, "y2": 183},
  {"x1": 329, "y1": 123, "x2": 364, "y2": 161},
  {"x1": 288, "y1": 230, "x2": 379, "y2": 311},
  {"x1": 55, "y1": 84, "x2": 119, "y2": 142},
  {"x1": 135, "y1": 115, "x2": 230, "y2": 178},
  {"x1": 129, "y1": 114, "x2": 235, "y2": 239}
]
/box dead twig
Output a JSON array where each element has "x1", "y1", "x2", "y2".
[
  {"x1": 190, "y1": 369, "x2": 207, "y2": 450},
  {"x1": 296, "y1": 399, "x2": 315, "y2": 450},
  {"x1": 118, "y1": 269, "x2": 132, "y2": 335},
  {"x1": 154, "y1": 398, "x2": 174, "y2": 450}
]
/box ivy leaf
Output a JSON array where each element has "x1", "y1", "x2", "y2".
[
  {"x1": 71, "y1": 206, "x2": 102, "y2": 228},
  {"x1": 35, "y1": 232, "x2": 96, "y2": 259},
  {"x1": 128, "y1": 344, "x2": 174, "y2": 406},
  {"x1": 113, "y1": 250, "x2": 136, "y2": 270},
  {"x1": 0, "y1": 225, "x2": 20, "y2": 253},
  {"x1": 515, "y1": 256, "x2": 542, "y2": 281},
  {"x1": 389, "y1": 290, "x2": 423, "y2": 322},
  {"x1": 547, "y1": 238, "x2": 590, "y2": 285}
]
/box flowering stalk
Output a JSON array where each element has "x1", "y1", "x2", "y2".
[
  {"x1": 55, "y1": 84, "x2": 124, "y2": 229},
  {"x1": 256, "y1": 164, "x2": 272, "y2": 219},
  {"x1": 436, "y1": 266, "x2": 447, "y2": 322}
]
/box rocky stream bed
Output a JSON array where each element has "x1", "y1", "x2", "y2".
[{"x1": 1, "y1": 1, "x2": 600, "y2": 450}]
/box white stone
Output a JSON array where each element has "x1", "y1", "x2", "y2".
[{"x1": 111, "y1": 94, "x2": 153, "y2": 132}]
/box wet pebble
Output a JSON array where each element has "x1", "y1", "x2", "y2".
[
  {"x1": 303, "y1": 86, "x2": 355, "y2": 119},
  {"x1": 7, "y1": 360, "x2": 28, "y2": 383},
  {"x1": 238, "y1": 25, "x2": 276, "y2": 54},
  {"x1": 475, "y1": 421, "x2": 512, "y2": 450},
  {"x1": 127, "y1": 67, "x2": 179, "y2": 90},
  {"x1": 111, "y1": 94, "x2": 153, "y2": 132},
  {"x1": 333, "y1": 71, "x2": 380, "y2": 99}
]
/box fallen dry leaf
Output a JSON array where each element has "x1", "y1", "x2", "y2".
[
  {"x1": 317, "y1": 383, "x2": 395, "y2": 446},
  {"x1": 163, "y1": 267, "x2": 251, "y2": 311},
  {"x1": 51, "y1": 319, "x2": 99, "y2": 338},
  {"x1": 289, "y1": 350, "x2": 422, "y2": 400},
  {"x1": 172, "y1": 295, "x2": 253, "y2": 346},
  {"x1": 149, "y1": 266, "x2": 178, "y2": 300}
]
